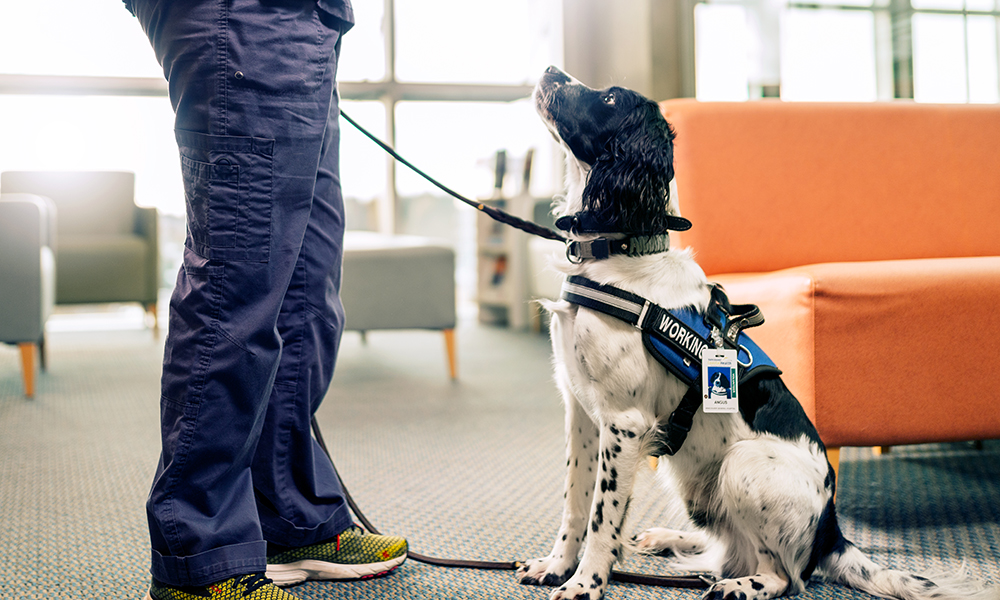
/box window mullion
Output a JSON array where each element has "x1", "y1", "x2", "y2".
[
  {"x1": 890, "y1": 0, "x2": 915, "y2": 98},
  {"x1": 382, "y1": 0, "x2": 398, "y2": 234}
]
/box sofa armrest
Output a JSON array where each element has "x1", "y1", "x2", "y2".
[
  {"x1": 715, "y1": 256, "x2": 1000, "y2": 448},
  {"x1": 0, "y1": 194, "x2": 54, "y2": 343}
]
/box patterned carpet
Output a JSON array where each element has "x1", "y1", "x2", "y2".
[{"x1": 0, "y1": 319, "x2": 997, "y2": 599}]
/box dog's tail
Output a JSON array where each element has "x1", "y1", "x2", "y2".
[{"x1": 823, "y1": 542, "x2": 998, "y2": 600}]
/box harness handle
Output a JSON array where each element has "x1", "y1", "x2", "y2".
[{"x1": 709, "y1": 284, "x2": 766, "y2": 348}]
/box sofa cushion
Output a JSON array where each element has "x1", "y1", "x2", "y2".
[
  {"x1": 715, "y1": 256, "x2": 1000, "y2": 448},
  {"x1": 56, "y1": 235, "x2": 150, "y2": 304}
]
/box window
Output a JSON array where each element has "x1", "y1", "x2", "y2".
[
  {"x1": 394, "y1": 0, "x2": 559, "y2": 84},
  {"x1": 0, "y1": 0, "x2": 564, "y2": 311},
  {"x1": 695, "y1": 3, "x2": 752, "y2": 101},
  {"x1": 692, "y1": 0, "x2": 1000, "y2": 103},
  {"x1": 335, "y1": 0, "x2": 562, "y2": 236},
  {"x1": 0, "y1": 94, "x2": 179, "y2": 212},
  {"x1": 912, "y1": 10, "x2": 1000, "y2": 102},
  {"x1": 780, "y1": 8, "x2": 879, "y2": 101},
  {"x1": 0, "y1": 1, "x2": 562, "y2": 221},
  {"x1": 0, "y1": 1, "x2": 160, "y2": 78}
]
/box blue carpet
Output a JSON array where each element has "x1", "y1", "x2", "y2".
[{"x1": 0, "y1": 323, "x2": 997, "y2": 599}]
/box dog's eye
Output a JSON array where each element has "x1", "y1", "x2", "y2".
[{"x1": 602, "y1": 92, "x2": 616, "y2": 106}]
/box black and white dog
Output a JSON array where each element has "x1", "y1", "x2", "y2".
[{"x1": 516, "y1": 66, "x2": 995, "y2": 600}]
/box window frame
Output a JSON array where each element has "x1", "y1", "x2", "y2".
[
  {"x1": 694, "y1": 0, "x2": 1000, "y2": 102},
  {"x1": 0, "y1": 0, "x2": 547, "y2": 233}
]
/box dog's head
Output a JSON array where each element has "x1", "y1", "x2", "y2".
[{"x1": 534, "y1": 66, "x2": 679, "y2": 236}]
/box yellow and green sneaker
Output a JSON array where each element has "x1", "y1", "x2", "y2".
[
  {"x1": 145, "y1": 573, "x2": 298, "y2": 600},
  {"x1": 266, "y1": 525, "x2": 408, "y2": 586}
]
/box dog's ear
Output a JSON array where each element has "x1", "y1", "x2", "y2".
[{"x1": 581, "y1": 102, "x2": 676, "y2": 234}]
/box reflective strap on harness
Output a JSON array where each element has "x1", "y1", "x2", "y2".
[
  {"x1": 561, "y1": 276, "x2": 712, "y2": 378},
  {"x1": 561, "y1": 277, "x2": 647, "y2": 325}
]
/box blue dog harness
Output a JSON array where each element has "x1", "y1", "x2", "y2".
[{"x1": 560, "y1": 275, "x2": 781, "y2": 455}]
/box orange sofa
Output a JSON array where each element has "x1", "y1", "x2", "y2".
[{"x1": 659, "y1": 99, "x2": 1000, "y2": 474}]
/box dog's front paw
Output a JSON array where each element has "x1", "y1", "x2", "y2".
[
  {"x1": 517, "y1": 556, "x2": 577, "y2": 587},
  {"x1": 703, "y1": 579, "x2": 749, "y2": 600},
  {"x1": 702, "y1": 575, "x2": 781, "y2": 600},
  {"x1": 550, "y1": 571, "x2": 608, "y2": 600}
]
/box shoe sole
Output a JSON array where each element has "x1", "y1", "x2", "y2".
[{"x1": 266, "y1": 554, "x2": 407, "y2": 587}]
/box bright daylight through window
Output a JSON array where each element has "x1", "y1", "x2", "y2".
[{"x1": 2, "y1": 0, "x2": 998, "y2": 320}]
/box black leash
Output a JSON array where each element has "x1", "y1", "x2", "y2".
[
  {"x1": 339, "y1": 110, "x2": 567, "y2": 243},
  {"x1": 327, "y1": 111, "x2": 710, "y2": 589},
  {"x1": 310, "y1": 416, "x2": 709, "y2": 588},
  {"x1": 310, "y1": 416, "x2": 518, "y2": 571}
]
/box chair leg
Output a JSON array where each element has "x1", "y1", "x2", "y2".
[
  {"x1": 146, "y1": 302, "x2": 159, "y2": 335},
  {"x1": 38, "y1": 333, "x2": 47, "y2": 372},
  {"x1": 18, "y1": 342, "x2": 36, "y2": 398},
  {"x1": 442, "y1": 328, "x2": 458, "y2": 380}
]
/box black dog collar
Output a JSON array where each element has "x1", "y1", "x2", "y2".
[
  {"x1": 566, "y1": 234, "x2": 671, "y2": 263},
  {"x1": 555, "y1": 211, "x2": 692, "y2": 235}
]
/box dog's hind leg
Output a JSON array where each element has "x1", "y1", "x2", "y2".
[
  {"x1": 703, "y1": 435, "x2": 832, "y2": 600},
  {"x1": 518, "y1": 397, "x2": 599, "y2": 587},
  {"x1": 549, "y1": 408, "x2": 651, "y2": 600}
]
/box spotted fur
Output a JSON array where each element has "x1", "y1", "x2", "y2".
[{"x1": 516, "y1": 67, "x2": 997, "y2": 600}]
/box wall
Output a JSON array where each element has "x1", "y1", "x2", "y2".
[{"x1": 562, "y1": 0, "x2": 696, "y2": 101}]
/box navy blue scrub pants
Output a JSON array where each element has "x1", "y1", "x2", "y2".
[{"x1": 128, "y1": 0, "x2": 353, "y2": 587}]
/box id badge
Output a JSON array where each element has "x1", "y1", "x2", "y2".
[{"x1": 702, "y1": 348, "x2": 738, "y2": 413}]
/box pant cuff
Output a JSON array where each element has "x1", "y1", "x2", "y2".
[
  {"x1": 150, "y1": 540, "x2": 268, "y2": 587},
  {"x1": 259, "y1": 503, "x2": 353, "y2": 550}
]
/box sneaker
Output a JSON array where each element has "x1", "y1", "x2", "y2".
[
  {"x1": 266, "y1": 525, "x2": 408, "y2": 586},
  {"x1": 145, "y1": 573, "x2": 298, "y2": 600}
]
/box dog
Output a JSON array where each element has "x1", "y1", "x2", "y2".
[
  {"x1": 710, "y1": 371, "x2": 731, "y2": 399},
  {"x1": 516, "y1": 66, "x2": 996, "y2": 600}
]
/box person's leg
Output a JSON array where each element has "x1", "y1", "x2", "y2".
[
  {"x1": 252, "y1": 54, "x2": 408, "y2": 589},
  {"x1": 131, "y1": 0, "x2": 345, "y2": 587},
  {"x1": 252, "y1": 59, "x2": 353, "y2": 550}
]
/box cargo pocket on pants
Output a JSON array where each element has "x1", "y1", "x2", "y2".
[{"x1": 177, "y1": 129, "x2": 275, "y2": 262}]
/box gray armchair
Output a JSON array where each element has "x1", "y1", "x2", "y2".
[
  {"x1": 1, "y1": 171, "x2": 159, "y2": 329},
  {"x1": 0, "y1": 194, "x2": 56, "y2": 397}
]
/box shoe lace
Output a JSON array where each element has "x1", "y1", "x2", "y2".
[{"x1": 234, "y1": 573, "x2": 273, "y2": 597}]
